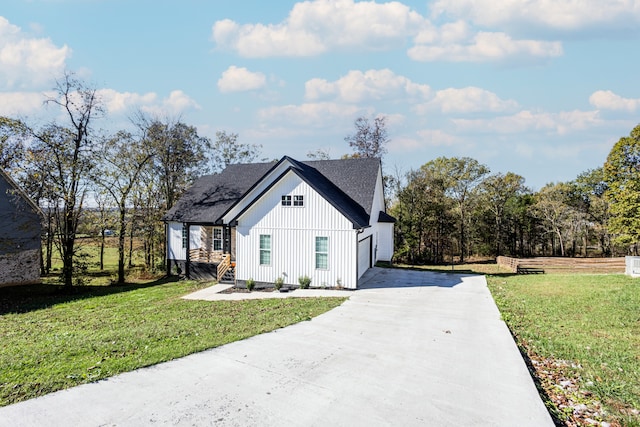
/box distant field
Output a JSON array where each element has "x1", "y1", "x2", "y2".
[{"x1": 44, "y1": 237, "x2": 151, "y2": 285}]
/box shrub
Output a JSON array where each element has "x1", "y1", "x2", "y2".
[
  {"x1": 246, "y1": 278, "x2": 255, "y2": 291},
  {"x1": 274, "y1": 277, "x2": 284, "y2": 290},
  {"x1": 298, "y1": 275, "x2": 311, "y2": 289}
]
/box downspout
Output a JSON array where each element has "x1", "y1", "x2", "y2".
[
  {"x1": 185, "y1": 223, "x2": 191, "y2": 279},
  {"x1": 165, "y1": 222, "x2": 170, "y2": 276},
  {"x1": 355, "y1": 227, "x2": 365, "y2": 288}
]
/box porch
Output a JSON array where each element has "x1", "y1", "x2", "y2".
[{"x1": 184, "y1": 225, "x2": 236, "y2": 283}]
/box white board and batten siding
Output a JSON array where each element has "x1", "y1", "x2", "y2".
[
  {"x1": 167, "y1": 221, "x2": 202, "y2": 261},
  {"x1": 234, "y1": 172, "x2": 360, "y2": 289},
  {"x1": 377, "y1": 223, "x2": 394, "y2": 262}
]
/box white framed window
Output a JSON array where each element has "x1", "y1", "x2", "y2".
[
  {"x1": 293, "y1": 195, "x2": 304, "y2": 207},
  {"x1": 315, "y1": 236, "x2": 328, "y2": 269},
  {"x1": 259, "y1": 234, "x2": 271, "y2": 265},
  {"x1": 281, "y1": 195, "x2": 292, "y2": 206},
  {"x1": 181, "y1": 224, "x2": 188, "y2": 249},
  {"x1": 213, "y1": 228, "x2": 222, "y2": 251}
]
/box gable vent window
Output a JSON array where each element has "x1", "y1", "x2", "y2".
[{"x1": 282, "y1": 194, "x2": 304, "y2": 207}]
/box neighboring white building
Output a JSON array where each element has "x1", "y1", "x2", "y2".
[{"x1": 163, "y1": 156, "x2": 395, "y2": 289}]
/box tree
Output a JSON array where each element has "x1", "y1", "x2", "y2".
[
  {"x1": 306, "y1": 148, "x2": 331, "y2": 160},
  {"x1": 25, "y1": 73, "x2": 103, "y2": 288},
  {"x1": 139, "y1": 115, "x2": 211, "y2": 211},
  {"x1": 573, "y1": 168, "x2": 610, "y2": 256},
  {"x1": 0, "y1": 117, "x2": 26, "y2": 171},
  {"x1": 344, "y1": 115, "x2": 389, "y2": 159},
  {"x1": 478, "y1": 172, "x2": 526, "y2": 256},
  {"x1": 211, "y1": 131, "x2": 263, "y2": 173},
  {"x1": 392, "y1": 166, "x2": 455, "y2": 264},
  {"x1": 530, "y1": 182, "x2": 579, "y2": 257},
  {"x1": 604, "y1": 124, "x2": 640, "y2": 250},
  {"x1": 94, "y1": 130, "x2": 153, "y2": 284},
  {"x1": 429, "y1": 157, "x2": 489, "y2": 262}
]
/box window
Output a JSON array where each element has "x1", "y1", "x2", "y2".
[
  {"x1": 213, "y1": 228, "x2": 222, "y2": 251},
  {"x1": 259, "y1": 234, "x2": 271, "y2": 265},
  {"x1": 315, "y1": 236, "x2": 328, "y2": 269},
  {"x1": 181, "y1": 224, "x2": 188, "y2": 249},
  {"x1": 282, "y1": 194, "x2": 304, "y2": 207}
]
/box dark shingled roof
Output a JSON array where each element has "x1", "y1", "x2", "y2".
[
  {"x1": 163, "y1": 161, "x2": 275, "y2": 224},
  {"x1": 163, "y1": 156, "x2": 384, "y2": 228}
]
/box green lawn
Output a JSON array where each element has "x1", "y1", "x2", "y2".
[
  {"x1": 486, "y1": 273, "x2": 640, "y2": 426},
  {"x1": 0, "y1": 279, "x2": 346, "y2": 406}
]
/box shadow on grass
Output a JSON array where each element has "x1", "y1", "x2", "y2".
[
  {"x1": 0, "y1": 275, "x2": 181, "y2": 315},
  {"x1": 377, "y1": 262, "x2": 517, "y2": 278}
]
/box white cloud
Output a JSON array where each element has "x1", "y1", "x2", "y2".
[
  {"x1": 258, "y1": 102, "x2": 364, "y2": 127},
  {"x1": 409, "y1": 31, "x2": 563, "y2": 62},
  {"x1": 153, "y1": 90, "x2": 201, "y2": 115},
  {"x1": 211, "y1": 0, "x2": 424, "y2": 57},
  {"x1": 0, "y1": 91, "x2": 48, "y2": 116},
  {"x1": 453, "y1": 109, "x2": 602, "y2": 134},
  {"x1": 97, "y1": 89, "x2": 157, "y2": 114},
  {"x1": 211, "y1": 1, "x2": 567, "y2": 63},
  {"x1": 430, "y1": 0, "x2": 640, "y2": 33},
  {"x1": 415, "y1": 86, "x2": 518, "y2": 114},
  {"x1": 218, "y1": 66, "x2": 267, "y2": 93},
  {"x1": 305, "y1": 69, "x2": 431, "y2": 103},
  {"x1": 95, "y1": 89, "x2": 199, "y2": 116},
  {"x1": 415, "y1": 129, "x2": 459, "y2": 147},
  {"x1": 0, "y1": 16, "x2": 71, "y2": 89},
  {"x1": 589, "y1": 90, "x2": 640, "y2": 112}
]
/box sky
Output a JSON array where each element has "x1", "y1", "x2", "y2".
[{"x1": 1, "y1": 0, "x2": 640, "y2": 190}]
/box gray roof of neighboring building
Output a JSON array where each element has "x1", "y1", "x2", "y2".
[
  {"x1": 163, "y1": 156, "x2": 386, "y2": 228},
  {"x1": 0, "y1": 168, "x2": 43, "y2": 254}
]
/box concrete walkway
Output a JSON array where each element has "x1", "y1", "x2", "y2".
[{"x1": 0, "y1": 268, "x2": 553, "y2": 427}]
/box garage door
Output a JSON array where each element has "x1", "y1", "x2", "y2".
[{"x1": 358, "y1": 236, "x2": 372, "y2": 278}]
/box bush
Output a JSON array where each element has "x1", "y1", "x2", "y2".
[
  {"x1": 298, "y1": 275, "x2": 311, "y2": 289},
  {"x1": 274, "y1": 277, "x2": 284, "y2": 290},
  {"x1": 246, "y1": 278, "x2": 255, "y2": 291}
]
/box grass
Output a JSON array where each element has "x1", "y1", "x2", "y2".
[
  {"x1": 0, "y1": 279, "x2": 346, "y2": 406},
  {"x1": 486, "y1": 273, "x2": 640, "y2": 426}
]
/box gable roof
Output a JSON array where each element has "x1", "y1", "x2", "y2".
[
  {"x1": 229, "y1": 156, "x2": 372, "y2": 228},
  {"x1": 163, "y1": 156, "x2": 383, "y2": 228}
]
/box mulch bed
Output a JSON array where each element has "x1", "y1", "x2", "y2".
[{"x1": 219, "y1": 287, "x2": 279, "y2": 294}]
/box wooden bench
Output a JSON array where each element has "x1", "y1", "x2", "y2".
[{"x1": 516, "y1": 266, "x2": 545, "y2": 274}]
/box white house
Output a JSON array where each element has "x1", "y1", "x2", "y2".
[{"x1": 163, "y1": 156, "x2": 395, "y2": 289}]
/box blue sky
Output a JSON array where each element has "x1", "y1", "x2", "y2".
[{"x1": 2, "y1": 0, "x2": 640, "y2": 190}]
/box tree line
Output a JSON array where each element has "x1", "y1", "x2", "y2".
[
  {"x1": 0, "y1": 73, "x2": 261, "y2": 288},
  {"x1": 389, "y1": 125, "x2": 640, "y2": 265}
]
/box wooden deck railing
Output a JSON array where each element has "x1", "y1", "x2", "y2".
[{"x1": 216, "y1": 254, "x2": 231, "y2": 281}]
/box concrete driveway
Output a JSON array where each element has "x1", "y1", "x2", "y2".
[{"x1": 0, "y1": 268, "x2": 553, "y2": 426}]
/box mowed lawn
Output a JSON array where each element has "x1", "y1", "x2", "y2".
[
  {"x1": 486, "y1": 273, "x2": 640, "y2": 426},
  {"x1": 0, "y1": 279, "x2": 346, "y2": 406}
]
